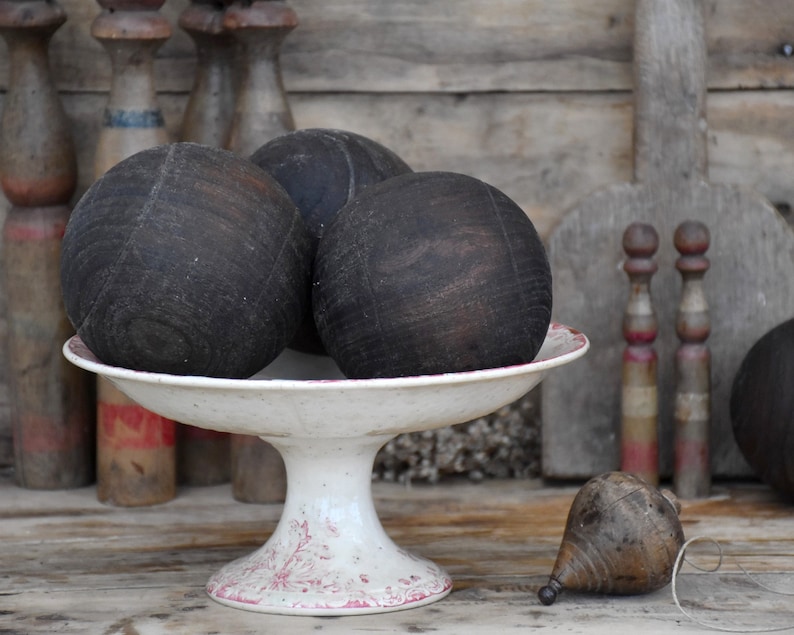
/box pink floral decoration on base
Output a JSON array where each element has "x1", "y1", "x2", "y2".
[{"x1": 206, "y1": 516, "x2": 452, "y2": 613}]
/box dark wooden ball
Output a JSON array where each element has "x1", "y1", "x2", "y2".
[
  {"x1": 97, "y1": 0, "x2": 166, "y2": 11},
  {"x1": 61, "y1": 142, "x2": 312, "y2": 378},
  {"x1": 250, "y1": 128, "x2": 413, "y2": 354},
  {"x1": 312, "y1": 171, "x2": 552, "y2": 379},
  {"x1": 730, "y1": 318, "x2": 794, "y2": 500}
]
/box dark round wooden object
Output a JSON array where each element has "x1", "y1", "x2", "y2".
[
  {"x1": 730, "y1": 317, "x2": 794, "y2": 500},
  {"x1": 61, "y1": 142, "x2": 312, "y2": 378},
  {"x1": 250, "y1": 128, "x2": 413, "y2": 354},
  {"x1": 312, "y1": 171, "x2": 552, "y2": 379},
  {"x1": 96, "y1": 0, "x2": 166, "y2": 11}
]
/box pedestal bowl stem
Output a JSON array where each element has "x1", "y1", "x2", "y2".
[{"x1": 206, "y1": 434, "x2": 453, "y2": 615}]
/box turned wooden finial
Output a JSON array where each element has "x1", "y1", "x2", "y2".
[
  {"x1": 673, "y1": 220, "x2": 711, "y2": 499},
  {"x1": 621, "y1": 222, "x2": 660, "y2": 486},
  {"x1": 178, "y1": 0, "x2": 236, "y2": 146},
  {"x1": 0, "y1": 0, "x2": 76, "y2": 206},
  {"x1": 91, "y1": 0, "x2": 171, "y2": 178},
  {"x1": 223, "y1": 0, "x2": 297, "y2": 155}
]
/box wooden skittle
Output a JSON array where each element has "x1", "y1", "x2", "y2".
[
  {"x1": 0, "y1": 0, "x2": 93, "y2": 489},
  {"x1": 91, "y1": 0, "x2": 175, "y2": 506}
]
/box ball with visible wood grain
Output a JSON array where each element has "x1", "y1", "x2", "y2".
[
  {"x1": 250, "y1": 128, "x2": 413, "y2": 353},
  {"x1": 96, "y1": 0, "x2": 166, "y2": 10},
  {"x1": 730, "y1": 318, "x2": 794, "y2": 500},
  {"x1": 60, "y1": 142, "x2": 311, "y2": 378},
  {"x1": 312, "y1": 170, "x2": 552, "y2": 379}
]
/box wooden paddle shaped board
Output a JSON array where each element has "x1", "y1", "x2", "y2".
[{"x1": 542, "y1": 0, "x2": 794, "y2": 479}]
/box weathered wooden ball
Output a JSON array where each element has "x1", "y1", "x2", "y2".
[
  {"x1": 250, "y1": 128, "x2": 413, "y2": 353},
  {"x1": 313, "y1": 171, "x2": 552, "y2": 379},
  {"x1": 730, "y1": 318, "x2": 794, "y2": 500},
  {"x1": 250, "y1": 128, "x2": 412, "y2": 250},
  {"x1": 61, "y1": 142, "x2": 312, "y2": 378},
  {"x1": 96, "y1": 0, "x2": 166, "y2": 11}
]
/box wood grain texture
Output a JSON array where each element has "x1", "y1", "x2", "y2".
[
  {"x1": 2, "y1": 88, "x2": 794, "y2": 468},
  {"x1": 2, "y1": 471, "x2": 794, "y2": 633},
  {"x1": 620, "y1": 223, "x2": 660, "y2": 486},
  {"x1": 544, "y1": 184, "x2": 794, "y2": 479},
  {"x1": 3, "y1": 1, "x2": 794, "y2": 474},
  {"x1": 542, "y1": 0, "x2": 794, "y2": 479},
  {"x1": 2, "y1": 0, "x2": 794, "y2": 93},
  {"x1": 1, "y1": 90, "x2": 791, "y2": 240}
]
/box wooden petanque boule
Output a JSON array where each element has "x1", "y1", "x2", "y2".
[
  {"x1": 60, "y1": 142, "x2": 312, "y2": 379},
  {"x1": 313, "y1": 170, "x2": 552, "y2": 379},
  {"x1": 250, "y1": 128, "x2": 413, "y2": 252},
  {"x1": 730, "y1": 318, "x2": 794, "y2": 501},
  {"x1": 251, "y1": 127, "x2": 413, "y2": 354}
]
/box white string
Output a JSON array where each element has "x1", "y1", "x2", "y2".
[
  {"x1": 737, "y1": 564, "x2": 794, "y2": 597},
  {"x1": 671, "y1": 535, "x2": 794, "y2": 633}
]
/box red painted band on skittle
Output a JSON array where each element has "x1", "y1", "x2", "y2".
[
  {"x1": 675, "y1": 437, "x2": 709, "y2": 472},
  {"x1": 621, "y1": 440, "x2": 659, "y2": 477},
  {"x1": 15, "y1": 412, "x2": 86, "y2": 453},
  {"x1": 98, "y1": 402, "x2": 176, "y2": 450}
]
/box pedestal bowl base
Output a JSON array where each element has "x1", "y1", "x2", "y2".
[{"x1": 206, "y1": 528, "x2": 451, "y2": 616}]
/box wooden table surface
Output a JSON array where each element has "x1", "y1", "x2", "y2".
[{"x1": 2, "y1": 468, "x2": 794, "y2": 634}]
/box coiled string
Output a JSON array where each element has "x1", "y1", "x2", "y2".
[{"x1": 672, "y1": 536, "x2": 794, "y2": 632}]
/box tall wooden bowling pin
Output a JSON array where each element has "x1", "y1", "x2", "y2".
[
  {"x1": 223, "y1": 0, "x2": 298, "y2": 503},
  {"x1": 178, "y1": 0, "x2": 236, "y2": 146},
  {"x1": 0, "y1": 0, "x2": 94, "y2": 488},
  {"x1": 223, "y1": 0, "x2": 296, "y2": 155},
  {"x1": 92, "y1": 0, "x2": 176, "y2": 506},
  {"x1": 621, "y1": 222, "x2": 660, "y2": 486},
  {"x1": 673, "y1": 220, "x2": 711, "y2": 498},
  {"x1": 175, "y1": 0, "x2": 236, "y2": 486},
  {"x1": 92, "y1": 0, "x2": 171, "y2": 175}
]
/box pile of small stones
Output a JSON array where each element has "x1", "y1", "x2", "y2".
[{"x1": 373, "y1": 389, "x2": 541, "y2": 484}]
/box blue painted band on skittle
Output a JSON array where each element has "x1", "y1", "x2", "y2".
[{"x1": 103, "y1": 109, "x2": 165, "y2": 128}]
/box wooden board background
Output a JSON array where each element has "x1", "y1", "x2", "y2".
[{"x1": 2, "y1": 0, "x2": 794, "y2": 474}]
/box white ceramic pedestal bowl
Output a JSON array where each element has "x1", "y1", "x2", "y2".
[{"x1": 63, "y1": 322, "x2": 588, "y2": 616}]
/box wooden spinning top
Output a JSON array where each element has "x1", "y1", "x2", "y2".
[{"x1": 538, "y1": 471, "x2": 685, "y2": 605}]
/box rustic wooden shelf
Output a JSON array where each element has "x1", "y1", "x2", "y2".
[{"x1": 2, "y1": 468, "x2": 793, "y2": 633}]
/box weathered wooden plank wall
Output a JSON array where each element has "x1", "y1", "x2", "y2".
[{"x1": 1, "y1": 0, "x2": 794, "y2": 469}]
